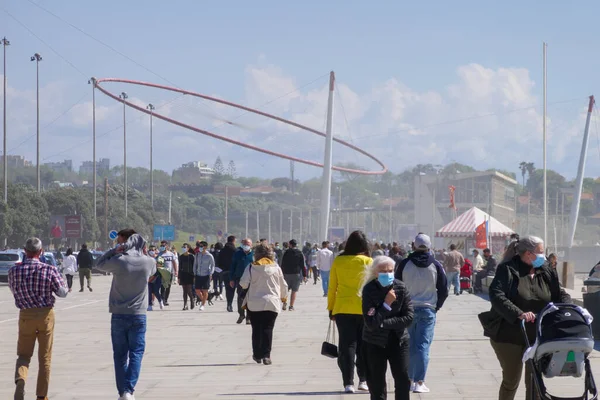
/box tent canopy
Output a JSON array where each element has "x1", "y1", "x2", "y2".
[{"x1": 435, "y1": 207, "x2": 514, "y2": 238}]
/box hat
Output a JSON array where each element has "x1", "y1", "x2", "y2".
[
  {"x1": 414, "y1": 233, "x2": 431, "y2": 250},
  {"x1": 289, "y1": 239, "x2": 297, "y2": 247}
]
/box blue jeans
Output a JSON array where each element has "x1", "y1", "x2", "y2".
[
  {"x1": 408, "y1": 307, "x2": 436, "y2": 382},
  {"x1": 446, "y1": 271, "x2": 460, "y2": 295},
  {"x1": 111, "y1": 314, "x2": 147, "y2": 396},
  {"x1": 148, "y1": 275, "x2": 163, "y2": 306},
  {"x1": 320, "y1": 270, "x2": 330, "y2": 294}
]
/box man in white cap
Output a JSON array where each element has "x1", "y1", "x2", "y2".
[{"x1": 395, "y1": 233, "x2": 448, "y2": 394}]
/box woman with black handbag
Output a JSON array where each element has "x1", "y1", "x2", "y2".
[
  {"x1": 361, "y1": 256, "x2": 413, "y2": 400},
  {"x1": 481, "y1": 235, "x2": 571, "y2": 400}
]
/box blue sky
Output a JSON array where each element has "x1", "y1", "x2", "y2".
[{"x1": 2, "y1": 0, "x2": 600, "y2": 180}]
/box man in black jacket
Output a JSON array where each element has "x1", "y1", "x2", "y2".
[
  {"x1": 280, "y1": 239, "x2": 305, "y2": 311},
  {"x1": 219, "y1": 236, "x2": 237, "y2": 312},
  {"x1": 76, "y1": 243, "x2": 94, "y2": 292},
  {"x1": 474, "y1": 248, "x2": 497, "y2": 294}
]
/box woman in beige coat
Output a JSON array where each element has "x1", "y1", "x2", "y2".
[{"x1": 240, "y1": 243, "x2": 288, "y2": 365}]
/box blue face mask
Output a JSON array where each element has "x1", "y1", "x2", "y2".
[
  {"x1": 159, "y1": 246, "x2": 166, "y2": 252},
  {"x1": 199, "y1": 247, "x2": 204, "y2": 253},
  {"x1": 532, "y1": 254, "x2": 546, "y2": 268},
  {"x1": 378, "y1": 272, "x2": 395, "y2": 287}
]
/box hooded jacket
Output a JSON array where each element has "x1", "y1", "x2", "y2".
[
  {"x1": 96, "y1": 234, "x2": 157, "y2": 315},
  {"x1": 396, "y1": 251, "x2": 448, "y2": 311}
]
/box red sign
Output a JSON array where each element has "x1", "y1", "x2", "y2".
[
  {"x1": 64, "y1": 215, "x2": 82, "y2": 239},
  {"x1": 448, "y1": 185, "x2": 457, "y2": 210},
  {"x1": 475, "y1": 221, "x2": 487, "y2": 249}
]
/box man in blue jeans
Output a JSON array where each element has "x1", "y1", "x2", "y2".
[
  {"x1": 97, "y1": 230, "x2": 156, "y2": 400},
  {"x1": 396, "y1": 233, "x2": 448, "y2": 394}
]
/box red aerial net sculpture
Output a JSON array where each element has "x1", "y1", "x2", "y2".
[{"x1": 94, "y1": 78, "x2": 387, "y2": 175}]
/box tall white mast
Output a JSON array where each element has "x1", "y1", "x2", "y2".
[
  {"x1": 543, "y1": 42, "x2": 548, "y2": 246},
  {"x1": 319, "y1": 71, "x2": 335, "y2": 241}
]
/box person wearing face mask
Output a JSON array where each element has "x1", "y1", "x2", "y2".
[
  {"x1": 361, "y1": 256, "x2": 413, "y2": 400},
  {"x1": 158, "y1": 240, "x2": 178, "y2": 306},
  {"x1": 483, "y1": 235, "x2": 571, "y2": 400},
  {"x1": 178, "y1": 243, "x2": 195, "y2": 310},
  {"x1": 194, "y1": 241, "x2": 215, "y2": 311},
  {"x1": 230, "y1": 238, "x2": 254, "y2": 324}
]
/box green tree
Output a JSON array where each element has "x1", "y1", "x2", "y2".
[
  {"x1": 213, "y1": 157, "x2": 225, "y2": 176},
  {"x1": 226, "y1": 160, "x2": 237, "y2": 178}
]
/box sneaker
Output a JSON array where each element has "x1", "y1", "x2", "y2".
[
  {"x1": 88, "y1": 286, "x2": 93, "y2": 292},
  {"x1": 358, "y1": 381, "x2": 368, "y2": 391},
  {"x1": 252, "y1": 355, "x2": 262, "y2": 364},
  {"x1": 218, "y1": 294, "x2": 224, "y2": 301},
  {"x1": 182, "y1": 305, "x2": 188, "y2": 311},
  {"x1": 323, "y1": 293, "x2": 327, "y2": 297},
  {"x1": 344, "y1": 385, "x2": 356, "y2": 393},
  {"x1": 227, "y1": 304, "x2": 233, "y2": 312},
  {"x1": 410, "y1": 382, "x2": 416, "y2": 392},
  {"x1": 236, "y1": 316, "x2": 245, "y2": 324},
  {"x1": 164, "y1": 302, "x2": 170, "y2": 306},
  {"x1": 190, "y1": 302, "x2": 195, "y2": 310},
  {"x1": 122, "y1": 393, "x2": 135, "y2": 400},
  {"x1": 414, "y1": 383, "x2": 430, "y2": 393},
  {"x1": 289, "y1": 306, "x2": 295, "y2": 311},
  {"x1": 147, "y1": 305, "x2": 153, "y2": 311},
  {"x1": 159, "y1": 301, "x2": 164, "y2": 310},
  {"x1": 79, "y1": 288, "x2": 84, "y2": 292},
  {"x1": 246, "y1": 318, "x2": 251, "y2": 325},
  {"x1": 199, "y1": 305, "x2": 205, "y2": 311},
  {"x1": 282, "y1": 302, "x2": 287, "y2": 311},
  {"x1": 262, "y1": 357, "x2": 272, "y2": 365}
]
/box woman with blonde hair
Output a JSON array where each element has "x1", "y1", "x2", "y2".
[
  {"x1": 240, "y1": 243, "x2": 288, "y2": 365},
  {"x1": 361, "y1": 256, "x2": 413, "y2": 400}
]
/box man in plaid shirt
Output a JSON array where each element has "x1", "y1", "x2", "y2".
[{"x1": 8, "y1": 237, "x2": 68, "y2": 400}]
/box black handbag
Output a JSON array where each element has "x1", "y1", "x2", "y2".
[
  {"x1": 478, "y1": 310, "x2": 503, "y2": 340},
  {"x1": 321, "y1": 320, "x2": 338, "y2": 358}
]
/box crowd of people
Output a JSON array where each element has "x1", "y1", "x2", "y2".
[{"x1": 5, "y1": 227, "x2": 571, "y2": 400}]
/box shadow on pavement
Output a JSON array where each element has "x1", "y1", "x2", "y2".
[{"x1": 219, "y1": 391, "x2": 353, "y2": 397}]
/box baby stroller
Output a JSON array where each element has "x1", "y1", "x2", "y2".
[
  {"x1": 459, "y1": 259, "x2": 473, "y2": 294},
  {"x1": 522, "y1": 303, "x2": 597, "y2": 400}
]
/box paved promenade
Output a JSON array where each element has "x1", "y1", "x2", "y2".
[{"x1": 0, "y1": 277, "x2": 597, "y2": 399}]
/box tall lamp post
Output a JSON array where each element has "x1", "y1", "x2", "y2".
[
  {"x1": 88, "y1": 77, "x2": 97, "y2": 219},
  {"x1": 30, "y1": 53, "x2": 42, "y2": 193},
  {"x1": 119, "y1": 92, "x2": 128, "y2": 218},
  {"x1": 146, "y1": 103, "x2": 155, "y2": 209},
  {"x1": 2, "y1": 37, "x2": 9, "y2": 204}
]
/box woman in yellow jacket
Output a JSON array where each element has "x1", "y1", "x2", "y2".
[{"x1": 327, "y1": 230, "x2": 372, "y2": 394}]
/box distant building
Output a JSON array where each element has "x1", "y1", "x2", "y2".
[
  {"x1": 181, "y1": 161, "x2": 214, "y2": 176},
  {"x1": 0, "y1": 155, "x2": 31, "y2": 168},
  {"x1": 414, "y1": 170, "x2": 518, "y2": 235},
  {"x1": 80, "y1": 158, "x2": 110, "y2": 175},
  {"x1": 44, "y1": 159, "x2": 73, "y2": 173}
]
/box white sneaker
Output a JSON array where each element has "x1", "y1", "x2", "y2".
[
  {"x1": 414, "y1": 382, "x2": 430, "y2": 393},
  {"x1": 199, "y1": 305, "x2": 205, "y2": 311},
  {"x1": 159, "y1": 301, "x2": 164, "y2": 310},
  {"x1": 410, "y1": 382, "x2": 416, "y2": 392},
  {"x1": 218, "y1": 294, "x2": 224, "y2": 301},
  {"x1": 344, "y1": 385, "x2": 356, "y2": 393},
  {"x1": 122, "y1": 393, "x2": 135, "y2": 400},
  {"x1": 357, "y1": 381, "x2": 368, "y2": 391}
]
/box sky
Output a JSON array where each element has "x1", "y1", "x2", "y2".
[{"x1": 2, "y1": 0, "x2": 600, "y2": 181}]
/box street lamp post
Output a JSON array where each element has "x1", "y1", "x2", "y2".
[
  {"x1": 119, "y1": 92, "x2": 128, "y2": 218},
  {"x1": 30, "y1": 53, "x2": 42, "y2": 193},
  {"x1": 146, "y1": 103, "x2": 155, "y2": 209},
  {"x1": 2, "y1": 37, "x2": 9, "y2": 204},
  {"x1": 88, "y1": 77, "x2": 97, "y2": 219}
]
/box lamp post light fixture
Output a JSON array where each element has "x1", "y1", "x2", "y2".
[
  {"x1": 30, "y1": 53, "x2": 42, "y2": 193},
  {"x1": 119, "y1": 92, "x2": 128, "y2": 218}
]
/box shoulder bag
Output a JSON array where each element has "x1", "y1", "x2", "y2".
[{"x1": 321, "y1": 320, "x2": 339, "y2": 358}]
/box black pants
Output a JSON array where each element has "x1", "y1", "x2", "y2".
[
  {"x1": 364, "y1": 336, "x2": 410, "y2": 400},
  {"x1": 66, "y1": 274, "x2": 73, "y2": 289},
  {"x1": 213, "y1": 272, "x2": 224, "y2": 295},
  {"x1": 248, "y1": 310, "x2": 277, "y2": 359},
  {"x1": 335, "y1": 314, "x2": 367, "y2": 386},
  {"x1": 236, "y1": 281, "x2": 247, "y2": 319},
  {"x1": 475, "y1": 271, "x2": 489, "y2": 291},
  {"x1": 160, "y1": 283, "x2": 171, "y2": 303},
  {"x1": 182, "y1": 284, "x2": 194, "y2": 307},
  {"x1": 311, "y1": 267, "x2": 319, "y2": 284}
]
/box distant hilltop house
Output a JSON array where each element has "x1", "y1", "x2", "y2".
[{"x1": 173, "y1": 161, "x2": 215, "y2": 183}]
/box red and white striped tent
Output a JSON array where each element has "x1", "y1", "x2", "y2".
[{"x1": 435, "y1": 207, "x2": 514, "y2": 238}]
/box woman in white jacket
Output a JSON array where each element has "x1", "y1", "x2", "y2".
[
  {"x1": 240, "y1": 243, "x2": 288, "y2": 365},
  {"x1": 62, "y1": 248, "x2": 78, "y2": 292}
]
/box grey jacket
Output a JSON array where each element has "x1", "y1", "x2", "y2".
[
  {"x1": 96, "y1": 234, "x2": 156, "y2": 315},
  {"x1": 194, "y1": 251, "x2": 215, "y2": 277}
]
